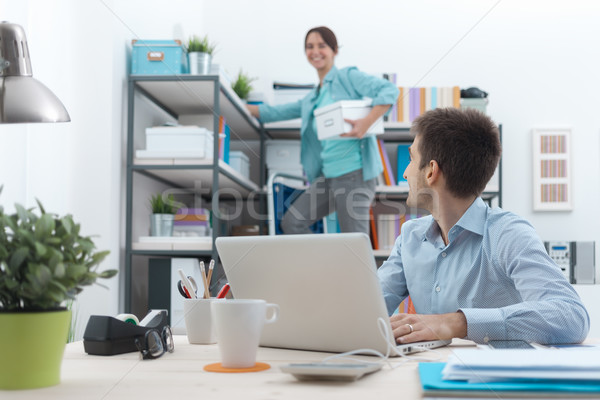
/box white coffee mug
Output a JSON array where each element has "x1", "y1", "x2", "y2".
[
  {"x1": 183, "y1": 298, "x2": 221, "y2": 344},
  {"x1": 211, "y1": 299, "x2": 279, "y2": 368}
]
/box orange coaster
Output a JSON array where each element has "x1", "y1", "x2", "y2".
[{"x1": 204, "y1": 362, "x2": 270, "y2": 373}]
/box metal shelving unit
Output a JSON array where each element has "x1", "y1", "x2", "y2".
[{"x1": 124, "y1": 74, "x2": 266, "y2": 312}]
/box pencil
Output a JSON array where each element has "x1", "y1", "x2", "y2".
[
  {"x1": 200, "y1": 261, "x2": 210, "y2": 299},
  {"x1": 206, "y1": 259, "x2": 215, "y2": 289}
]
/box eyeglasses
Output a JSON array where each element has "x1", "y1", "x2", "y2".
[{"x1": 135, "y1": 325, "x2": 174, "y2": 360}]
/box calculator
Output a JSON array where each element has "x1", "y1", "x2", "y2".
[{"x1": 280, "y1": 362, "x2": 383, "y2": 381}]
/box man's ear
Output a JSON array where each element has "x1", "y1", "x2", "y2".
[{"x1": 426, "y1": 160, "x2": 441, "y2": 185}]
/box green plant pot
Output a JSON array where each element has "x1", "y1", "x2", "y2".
[
  {"x1": 150, "y1": 213, "x2": 175, "y2": 236},
  {"x1": 0, "y1": 309, "x2": 71, "y2": 390},
  {"x1": 188, "y1": 52, "x2": 211, "y2": 74}
]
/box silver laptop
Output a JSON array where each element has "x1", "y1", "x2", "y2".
[{"x1": 215, "y1": 233, "x2": 450, "y2": 355}]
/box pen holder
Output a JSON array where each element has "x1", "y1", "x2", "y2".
[
  {"x1": 83, "y1": 310, "x2": 169, "y2": 356},
  {"x1": 183, "y1": 298, "x2": 222, "y2": 344}
]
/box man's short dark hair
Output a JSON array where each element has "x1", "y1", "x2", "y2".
[{"x1": 412, "y1": 107, "x2": 501, "y2": 198}]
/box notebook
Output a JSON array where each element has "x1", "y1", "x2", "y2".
[{"x1": 215, "y1": 233, "x2": 450, "y2": 355}]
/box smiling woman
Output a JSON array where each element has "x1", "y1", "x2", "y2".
[{"x1": 246, "y1": 26, "x2": 399, "y2": 235}]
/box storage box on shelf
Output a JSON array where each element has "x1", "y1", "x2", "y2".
[
  {"x1": 173, "y1": 208, "x2": 211, "y2": 237},
  {"x1": 132, "y1": 236, "x2": 212, "y2": 251},
  {"x1": 265, "y1": 140, "x2": 304, "y2": 187},
  {"x1": 131, "y1": 40, "x2": 188, "y2": 75},
  {"x1": 229, "y1": 151, "x2": 250, "y2": 180},
  {"x1": 272, "y1": 82, "x2": 314, "y2": 105},
  {"x1": 136, "y1": 125, "x2": 214, "y2": 159},
  {"x1": 460, "y1": 98, "x2": 488, "y2": 114}
]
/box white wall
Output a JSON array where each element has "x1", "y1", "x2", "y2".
[
  {"x1": 2, "y1": 0, "x2": 599, "y2": 338},
  {"x1": 202, "y1": 0, "x2": 600, "y2": 338}
]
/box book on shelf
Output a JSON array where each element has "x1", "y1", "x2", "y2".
[
  {"x1": 389, "y1": 85, "x2": 462, "y2": 123},
  {"x1": 398, "y1": 296, "x2": 416, "y2": 314},
  {"x1": 397, "y1": 143, "x2": 410, "y2": 186},
  {"x1": 377, "y1": 214, "x2": 404, "y2": 251},
  {"x1": 396, "y1": 87, "x2": 405, "y2": 122},
  {"x1": 370, "y1": 213, "x2": 421, "y2": 252},
  {"x1": 218, "y1": 116, "x2": 230, "y2": 164},
  {"x1": 376, "y1": 139, "x2": 391, "y2": 186},
  {"x1": 369, "y1": 207, "x2": 379, "y2": 250},
  {"x1": 377, "y1": 139, "x2": 396, "y2": 186}
]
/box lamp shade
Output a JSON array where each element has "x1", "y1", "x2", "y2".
[{"x1": 0, "y1": 21, "x2": 70, "y2": 123}]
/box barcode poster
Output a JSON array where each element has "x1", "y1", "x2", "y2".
[{"x1": 532, "y1": 128, "x2": 572, "y2": 211}]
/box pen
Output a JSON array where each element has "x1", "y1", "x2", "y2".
[
  {"x1": 178, "y1": 269, "x2": 197, "y2": 299},
  {"x1": 200, "y1": 261, "x2": 210, "y2": 299},
  {"x1": 177, "y1": 280, "x2": 191, "y2": 299},
  {"x1": 206, "y1": 259, "x2": 215, "y2": 289},
  {"x1": 216, "y1": 283, "x2": 230, "y2": 299}
]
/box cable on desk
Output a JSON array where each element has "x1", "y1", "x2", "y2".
[{"x1": 319, "y1": 317, "x2": 444, "y2": 370}]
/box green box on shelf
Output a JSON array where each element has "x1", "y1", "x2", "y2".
[
  {"x1": 131, "y1": 39, "x2": 188, "y2": 75},
  {"x1": 460, "y1": 98, "x2": 488, "y2": 114}
]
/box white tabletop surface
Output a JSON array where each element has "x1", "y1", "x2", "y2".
[{"x1": 0, "y1": 336, "x2": 477, "y2": 399}]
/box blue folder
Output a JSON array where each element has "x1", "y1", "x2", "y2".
[{"x1": 419, "y1": 363, "x2": 600, "y2": 397}]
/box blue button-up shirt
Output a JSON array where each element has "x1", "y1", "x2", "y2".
[
  {"x1": 378, "y1": 198, "x2": 590, "y2": 344},
  {"x1": 259, "y1": 66, "x2": 398, "y2": 183}
]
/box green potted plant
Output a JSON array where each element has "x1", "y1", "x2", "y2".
[
  {"x1": 232, "y1": 70, "x2": 257, "y2": 101},
  {"x1": 149, "y1": 192, "x2": 178, "y2": 236},
  {"x1": 0, "y1": 187, "x2": 117, "y2": 390},
  {"x1": 186, "y1": 34, "x2": 217, "y2": 75}
]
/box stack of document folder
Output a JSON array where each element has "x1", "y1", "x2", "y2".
[{"x1": 419, "y1": 347, "x2": 600, "y2": 398}]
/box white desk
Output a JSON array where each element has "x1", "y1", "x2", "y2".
[{"x1": 0, "y1": 336, "x2": 475, "y2": 399}]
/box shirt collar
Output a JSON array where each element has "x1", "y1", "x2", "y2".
[
  {"x1": 423, "y1": 197, "x2": 488, "y2": 243},
  {"x1": 310, "y1": 66, "x2": 338, "y2": 101},
  {"x1": 454, "y1": 197, "x2": 487, "y2": 237}
]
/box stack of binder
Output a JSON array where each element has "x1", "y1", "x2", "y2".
[{"x1": 419, "y1": 347, "x2": 600, "y2": 398}]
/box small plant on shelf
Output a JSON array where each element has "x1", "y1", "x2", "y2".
[
  {"x1": 186, "y1": 35, "x2": 217, "y2": 55},
  {"x1": 149, "y1": 193, "x2": 177, "y2": 214},
  {"x1": 232, "y1": 70, "x2": 256, "y2": 101}
]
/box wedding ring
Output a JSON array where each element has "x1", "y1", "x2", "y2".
[{"x1": 406, "y1": 323, "x2": 414, "y2": 333}]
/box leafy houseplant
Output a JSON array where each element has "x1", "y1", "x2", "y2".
[
  {"x1": 186, "y1": 35, "x2": 217, "y2": 55},
  {"x1": 232, "y1": 70, "x2": 256, "y2": 101},
  {"x1": 149, "y1": 192, "x2": 177, "y2": 215},
  {"x1": 186, "y1": 35, "x2": 217, "y2": 75},
  {"x1": 149, "y1": 193, "x2": 178, "y2": 236},
  {"x1": 0, "y1": 187, "x2": 117, "y2": 389}
]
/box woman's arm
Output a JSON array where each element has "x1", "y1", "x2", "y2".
[
  {"x1": 248, "y1": 100, "x2": 303, "y2": 123},
  {"x1": 338, "y1": 68, "x2": 399, "y2": 138}
]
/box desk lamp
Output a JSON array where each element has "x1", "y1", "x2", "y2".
[{"x1": 0, "y1": 21, "x2": 70, "y2": 123}]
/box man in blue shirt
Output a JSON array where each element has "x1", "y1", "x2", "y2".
[{"x1": 378, "y1": 107, "x2": 589, "y2": 345}]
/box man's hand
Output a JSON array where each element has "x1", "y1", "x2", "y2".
[{"x1": 390, "y1": 312, "x2": 467, "y2": 344}]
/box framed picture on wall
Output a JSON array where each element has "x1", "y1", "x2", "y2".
[{"x1": 532, "y1": 128, "x2": 572, "y2": 211}]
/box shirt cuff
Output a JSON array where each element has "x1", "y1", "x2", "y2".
[{"x1": 459, "y1": 308, "x2": 506, "y2": 344}]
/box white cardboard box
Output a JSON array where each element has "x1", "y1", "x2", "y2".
[
  {"x1": 145, "y1": 126, "x2": 213, "y2": 156},
  {"x1": 313, "y1": 99, "x2": 383, "y2": 140},
  {"x1": 229, "y1": 151, "x2": 250, "y2": 179},
  {"x1": 265, "y1": 140, "x2": 301, "y2": 168}
]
